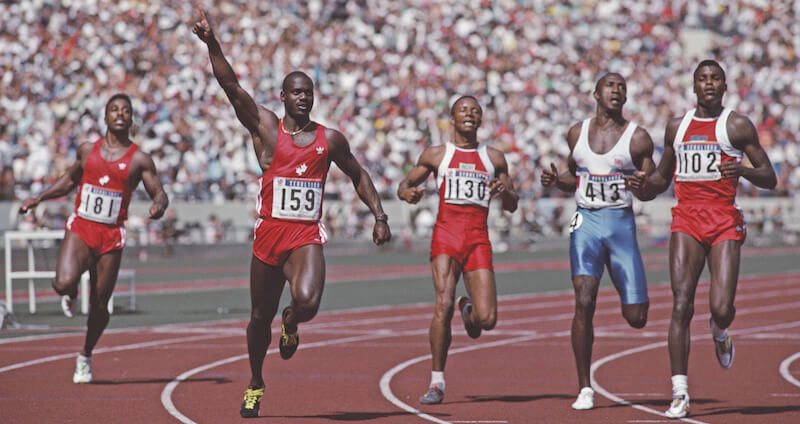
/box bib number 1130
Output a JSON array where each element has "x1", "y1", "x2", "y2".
[{"x1": 444, "y1": 169, "x2": 491, "y2": 207}]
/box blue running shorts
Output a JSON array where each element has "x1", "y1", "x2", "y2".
[{"x1": 568, "y1": 207, "x2": 648, "y2": 305}]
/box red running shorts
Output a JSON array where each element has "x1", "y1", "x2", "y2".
[
  {"x1": 671, "y1": 202, "x2": 746, "y2": 246},
  {"x1": 252, "y1": 217, "x2": 327, "y2": 266},
  {"x1": 66, "y1": 214, "x2": 126, "y2": 255},
  {"x1": 430, "y1": 224, "x2": 493, "y2": 272}
]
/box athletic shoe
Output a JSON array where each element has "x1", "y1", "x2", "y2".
[
  {"x1": 279, "y1": 307, "x2": 299, "y2": 360},
  {"x1": 61, "y1": 295, "x2": 78, "y2": 318},
  {"x1": 710, "y1": 319, "x2": 735, "y2": 369},
  {"x1": 457, "y1": 296, "x2": 481, "y2": 339},
  {"x1": 73, "y1": 354, "x2": 92, "y2": 384},
  {"x1": 571, "y1": 387, "x2": 594, "y2": 410},
  {"x1": 665, "y1": 393, "x2": 690, "y2": 419},
  {"x1": 239, "y1": 386, "x2": 265, "y2": 418},
  {"x1": 419, "y1": 383, "x2": 444, "y2": 405}
]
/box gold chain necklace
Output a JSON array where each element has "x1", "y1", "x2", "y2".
[{"x1": 281, "y1": 120, "x2": 312, "y2": 136}]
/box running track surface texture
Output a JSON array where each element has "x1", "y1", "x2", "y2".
[{"x1": 2, "y1": 272, "x2": 800, "y2": 423}]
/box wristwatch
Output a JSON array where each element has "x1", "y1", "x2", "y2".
[{"x1": 375, "y1": 213, "x2": 388, "y2": 223}]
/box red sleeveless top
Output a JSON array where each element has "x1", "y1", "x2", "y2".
[
  {"x1": 672, "y1": 108, "x2": 742, "y2": 204},
  {"x1": 257, "y1": 121, "x2": 329, "y2": 222},
  {"x1": 435, "y1": 143, "x2": 495, "y2": 230},
  {"x1": 74, "y1": 139, "x2": 138, "y2": 226}
]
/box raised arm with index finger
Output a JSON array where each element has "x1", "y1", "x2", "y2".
[{"x1": 192, "y1": 5, "x2": 391, "y2": 418}]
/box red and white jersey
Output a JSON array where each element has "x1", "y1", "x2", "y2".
[
  {"x1": 74, "y1": 139, "x2": 138, "y2": 225},
  {"x1": 257, "y1": 121, "x2": 329, "y2": 222},
  {"x1": 435, "y1": 142, "x2": 495, "y2": 229},
  {"x1": 672, "y1": 108, "x2": 742, "y2": 203}
]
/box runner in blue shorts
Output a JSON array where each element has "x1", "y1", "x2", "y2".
[
  {"x1": 541, "y1": 73, "x2": 656, "y2": 411},
  {"x1": 570, "y1": 206, "x2": 648, "y2": 305}
]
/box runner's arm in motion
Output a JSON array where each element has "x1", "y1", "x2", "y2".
[
  {"x1": 192, "y1": 4, "x2": 277, "y2": 169},
  {"x1": 397, "y1": 146, "x2": 442, "y2": 204},
  {"x1": 134, "y1": 152, "x2": 169, "y2": 220},
  {"x1": 487, "y1": 148, "x2": 519, "y2": 212},
  {"x1": 636, "y1": 117, "x2": 680, "y2": 200},
  {"x1": 540, "y1": 123, "x2": 579, "y2": 192},
  {"x1": 328, "y1": 129, "x2": 392, "y2": 245},
  {"x1": 18, "y1": 143, "x2": 89, "y2": 214},
  {"x1": 626, "y1": 127, "x2": 657, "y2": 200},
  {"x1": 723, "y1": 112, "x2": 777, "y2": 189}
]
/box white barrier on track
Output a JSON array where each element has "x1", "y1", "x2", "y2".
[{"x1": 3, "y1": 230, "x2": 135, "y2": 314}]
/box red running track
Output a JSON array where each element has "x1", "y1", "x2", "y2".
[{"x1": 1, "y1": 272, "x2": 799, "y2": 423}]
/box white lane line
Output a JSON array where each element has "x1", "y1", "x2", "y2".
[
  {"x1": 615, "y1": 393, "x2": 666, "y2": 397},
  {"x1": 591, "y1": 320, "x2": 800, "y2": 424},
  {"x1": 2, "y1": 270, "x2": 796, "y2": 346},
  {"x1": 451, "y1": 421, "x2": 509, "y2": 423},
  {"x1": 378, "y1": 334, "x2": 545, "y2": 424},
  {"x1": 0, "y1": 333, "x2": 225, "y2": 374},
  {"x1": 778, "y1": 352, "x2": 800, "y2": 389},
  {"x1": 375, "y1": 297, "x2": 800, "y2": 424},
  {"x1": 161, "y1": 330, "x2": 426, "y2": 424}
]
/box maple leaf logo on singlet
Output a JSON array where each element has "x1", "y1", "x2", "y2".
[
  {"x1": 99, "y1": 175, "x2": 110, "y2": 186},
  {"x1": 296, "y1": 163, "x2": 308, "y2": 176},
  {"x1": 119, "y1": 163, "x2": 126, "y2": 170},
  {"x1": 316, "y1": 147, "x2": 324, "y2": 155}
]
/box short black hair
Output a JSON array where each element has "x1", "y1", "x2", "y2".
[
  {"x1": 105, "y1": 93, "x2": 132, "y2": 114},
  {"x1": 693, "y1": 60, "x2": 726, "y2": 82},
  {"x1": 282, "y1": 71, "x2": 313, "y2": 92},
  {"x1": 450, "y1": 95, "x2": 481, "y2": 116},
  {"x1": 594, "y1": 72, "x2": 625, "y2": 93}
]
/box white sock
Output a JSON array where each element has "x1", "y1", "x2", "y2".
[
  {"x1": 671, "y1": 374, "x2": 688, "y2": 397},
  {"x1": 430, "y1": 371, "x2": 445, "y2": 390},
  {"x1": 710, "y1": 318, "x2": 728, "y2": 342}
]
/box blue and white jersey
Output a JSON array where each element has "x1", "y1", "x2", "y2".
[{"x1": 573, "y1": 118, "x2": 638, "y2": 209}]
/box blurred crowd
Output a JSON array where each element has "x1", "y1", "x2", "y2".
[{"x1": 2, "y1": 0, "x2": 798, "y2": 242}]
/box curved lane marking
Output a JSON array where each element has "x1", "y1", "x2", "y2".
[
  {"x1": 378, "y1": 333, "x2": 542, "y2": 424},
  {"x1": 591, "y1": 318, "x2": 800, "y2": 424},
  {"x1": 779, "y1": 352, "x2": 800, "y2": 389},
  {"x1": 161, "y1": 330, "x2": 427, "y2": 424}
]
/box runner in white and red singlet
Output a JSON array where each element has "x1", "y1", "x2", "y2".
[
  {"x1": 398, "y1": 95, "x2": 518, "y2": 405},
  {"x1": 193, "y1": 6, "x2": 391, "y2": 418},
  {"x1": 640, "y1": 60, "x2": 777, "y2": 419},
  {"x1": 541, "y1": 72, "x2": 657, "y2": 411},
  {"x1": 19, "y1": 93, "x2": 168, "y2": 384}
]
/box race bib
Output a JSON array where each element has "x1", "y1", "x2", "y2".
[
  {"x1": 272, "y1": 177, "x2": 323, "y2": 221},
  {"x1": 568, "y1": 211, "x2": 583, "y2": 234},
  {"x1": 443, "y1": 168, "x2": 491, "y2": 208},
  {"x1": 577, "y1": 172, "x2": 628, "y2": 209},
  {"x1": 77, "y1": 183, "x2": 123, "y2": 224},
  {"x1": 675, "y1": 143, "x2": 721, "y2": 181}
]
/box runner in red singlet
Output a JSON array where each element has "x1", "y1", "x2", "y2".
[
  {"x1": 19, "y1": 93, "x2": 168, "y2": 384},
  {"x1": 398, "y1": 96, "x2": 518, "y2": 405},
  {"x1": 193, "y1": 6, "x2": 391, "y2": 418},
  {"x1": 640, "y1": 60, "x2": 777, "y2": 418}
]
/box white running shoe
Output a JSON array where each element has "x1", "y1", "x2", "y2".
[
  {"x1": 665, "y1": 393, "x2": 690, "y2": 418},
  {"x1": 710, "y1": 319, "x2": 735, "y2": 369},
  {"x1": 571, "y1": 387, "x2": 594, "y2": 410},
  {"x1": 73, "y1": 354, "x2": 92, "y2": 384},
  {"x1": 61, "y1": 295, "x2": 78, "y2": 318}
]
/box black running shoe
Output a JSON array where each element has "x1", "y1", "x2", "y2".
[
  {"x1": 240, "y1": 386, "x2": 264, "y2": 418},
  {"x1": 279, "y1": 307, "x2": 299, "y2": 359}
]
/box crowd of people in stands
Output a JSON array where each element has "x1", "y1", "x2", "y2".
[{"x1": 2, "y1": 0, "x2": 798, "y2": 243}]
